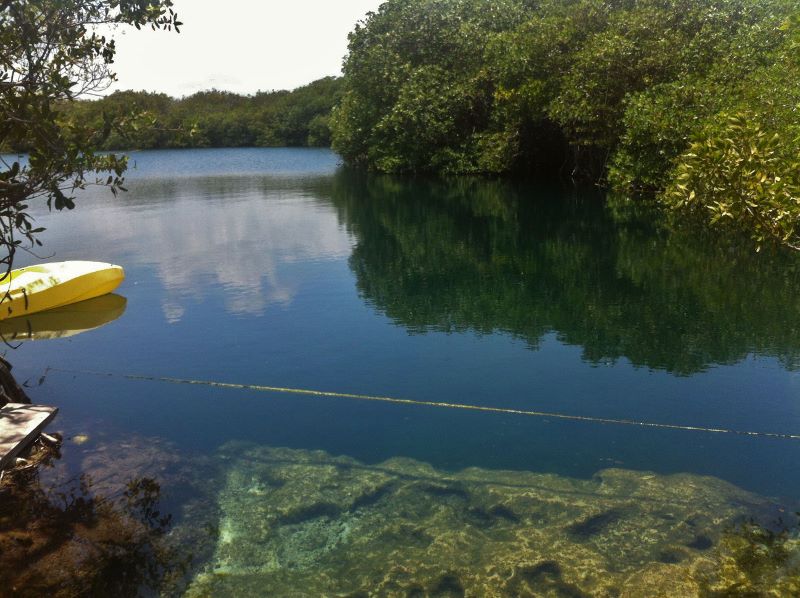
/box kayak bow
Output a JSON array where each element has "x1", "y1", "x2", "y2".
[{"x1": 0, "y1": 261, "x2": 125, "y2": 320}]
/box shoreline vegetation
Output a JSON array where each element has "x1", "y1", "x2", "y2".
[
  {"x1": 3, "y1": 1, "x2": 798, "y2": 250},
  {"x1": 330, "y1": 0, "x2": 800, "y2": 251},
  {"x1": 1, "y1": 76, "x2": 342, "y2": 154}
]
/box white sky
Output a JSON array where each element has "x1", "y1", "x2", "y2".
[{"x1": 107, "y1": 1, "x2": 383, "y2": 97}]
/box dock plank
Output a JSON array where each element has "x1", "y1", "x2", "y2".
[{"x1": 0, "y1": 403, "x2": 58, "y2": 470}]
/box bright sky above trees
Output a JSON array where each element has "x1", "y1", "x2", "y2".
[{"x1": 107, "y1": 0, "x2": 382, "y2": 96}]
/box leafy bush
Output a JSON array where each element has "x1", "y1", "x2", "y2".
[
  {"x1": 664, "y1": 113, "x2": 800, "y2": 251},
  {"x1": 332, "y1": 0, "x2": 800, "y2": 249}
]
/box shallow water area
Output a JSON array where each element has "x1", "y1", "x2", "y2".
[
  {"x1": 2, "y1": 148, "x2": 800, "y2": 594},
  {"x1": 187, "y1": 443, "x2": 800, "y2": 597}
]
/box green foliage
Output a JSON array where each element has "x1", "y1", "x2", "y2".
[
  {"x1": 332, "y1": 0, "x2": 527, "y2": 174},
  {"x1": 0, "y1": 0, "x2": 180, "y2": 273},
  {"x1": 369, "y1": 66, "x2": 480, "y2": 173},
  {"x1": 609, "y1": 4, "x2": 791, "y2": 192},
  {"x1": 51, "y1": 77, "x2": 344, "y2": 151},
  {"x1": 647, "y1": 18, "x2": 800, "y2": 251},
  {"x1": 332, "y1": 0, "x2": 800, "y2": 250},
  {"x1": 664, "y1": 113, "x2": 800, "y2": 252},
  {"x1": 307, "y1": 114, "x2": 333, "y2": 147}
]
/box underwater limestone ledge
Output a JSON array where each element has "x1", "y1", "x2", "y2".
[{"x1": 186, "y1": 443, "x2": 800, "y2": 597}]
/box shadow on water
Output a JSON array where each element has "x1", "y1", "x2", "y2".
[
  {"x1": 323, "y1": 169, "x2": 800, "y2": 375},
  {"x1": 0, "y1": 435, "x2": 220, "y2": 597},
  {"x1": 0, "y1": 473, "x2": 172, "y2": 595}
]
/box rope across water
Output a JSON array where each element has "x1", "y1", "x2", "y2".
[{"x1": 50, "y1": 368, "x2": 800, "y2": 441}]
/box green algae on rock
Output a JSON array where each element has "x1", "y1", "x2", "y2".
[{"x1": 187, "y1": 443, "x2": 800, "y2": 597}]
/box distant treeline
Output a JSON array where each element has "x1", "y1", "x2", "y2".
[
  {"x1": 330, "y1": 0, "x2": 800, "y2": 250},
  {"x1": 36, "y1": 76, "x2": 342, "y2": 152}
]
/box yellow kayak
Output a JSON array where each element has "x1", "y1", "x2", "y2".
[
  {"x1": 0, "y1": 293, "x2": 127, "y2": 341},
  {"x1": 0, "y1": 261, "x2": 125, "y2": 321}
]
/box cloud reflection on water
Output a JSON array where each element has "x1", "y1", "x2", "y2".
[{"x1": 28, "y1": 174, "x2": 353, "y2": 323}]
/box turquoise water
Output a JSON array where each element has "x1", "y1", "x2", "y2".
[{"x1": 3, "y1": 148, "x2": 799, "y2": 593}]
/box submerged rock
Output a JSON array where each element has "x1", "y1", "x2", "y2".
[{"x1": 187, "y1": 443, "x2": 800, "y2": 596}]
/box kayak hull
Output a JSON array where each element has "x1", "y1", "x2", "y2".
[{"x1": 0, "y1": 261, "x2": 125, "y2": 320}]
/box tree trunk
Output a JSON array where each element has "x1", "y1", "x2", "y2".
[{"x1": 0, "y1": 356, "x2": 30, "y2": 406}]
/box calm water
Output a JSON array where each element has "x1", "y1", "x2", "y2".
[{"x1": 3, "y1": 148, "x2": 800, "y2": 593}]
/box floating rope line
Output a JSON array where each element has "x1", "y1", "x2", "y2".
[{"x1": 50, "y1": 368, "x2": 800, "y2": 441}]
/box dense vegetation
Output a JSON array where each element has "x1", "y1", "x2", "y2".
[
  {"x1": 4, "y1": 0, "x2": 798, "y2": 251},
  {"x1": 4, "y1": 76, "x2": 343, "y2": 153},
  {"x1": 331, "y1": 0, "x2": 800, "y2": 250}
]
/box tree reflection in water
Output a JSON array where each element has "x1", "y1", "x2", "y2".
[
  {"x1": 325, "y1": 170, "x2": 800, "y2": 375},
  {"x1": 0, "y1": 445, "x2": 196, "y2": 596}
]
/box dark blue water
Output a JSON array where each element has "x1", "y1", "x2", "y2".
[{"x1": 5, "y1": 147, "x2": 800, "y2": 502}]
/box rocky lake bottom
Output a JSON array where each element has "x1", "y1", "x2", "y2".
[{"x1": 2, "y1": 434, "x2": 799, "y2": 597}]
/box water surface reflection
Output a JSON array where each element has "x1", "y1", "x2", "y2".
[
  {"x1": 0, "y1": 294, "x2": 126, "y2": 342},
  {"x1": 4, "y1": 149, "x2": 799, "y2": 595},
  {"x1": 327, "y1": 172, "x2": 800, "y2": 376}
]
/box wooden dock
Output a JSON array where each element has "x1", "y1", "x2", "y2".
[{"x1": 0, "y1": 403, "x2": 58, "y2": 470}]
